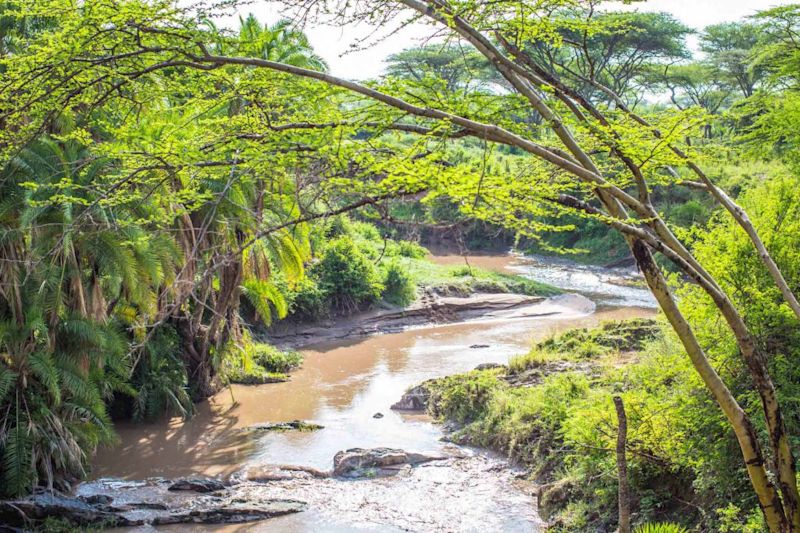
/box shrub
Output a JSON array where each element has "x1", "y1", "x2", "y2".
[
  {"x1": 634, "y1": 523, "x2": 689, "y2": 533},
  {"x1": 389, "y1": 240, "x2": 428, "y2": 259},
  {"x1": 221, "y1": 340, "x2": 302, "y2": 385},
  {"x1": 381, "y1": 260, "x2": 417, "y2": 306},
  {"x1": 287, "y1": 276, "x2": 329, "y2": 321},
  {"x1": 312, "y1": 236, "x2": 383, "y2": 312},
  {"x1": 252, "y1": 344, "x2": 303, "y2": 373}
]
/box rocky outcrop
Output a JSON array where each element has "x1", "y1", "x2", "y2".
[
  {"x1": 168, "y1": 476, "x2": 226, "y2": 493},
  {"x1": 475, "y1": 362, "x2": 505, "y2": 371},
  {"x1": 332, "y1": 447, "x2": 447, "y2": 478},
  {"x1": 391, "y1": 383, "x2": 432, "y2": 411},
  {"x1": 504, "y1": 361, "x2": 596, "y2": 387},
  {"x1": 0, "y1": 483, "x2": 305, "y2": 529},
  {"x1": 0, "y1": 492, "x2": 125, "y2": 528},
  {"x1": 147, "y1": 500, "x2": 306, "y2": 525}
]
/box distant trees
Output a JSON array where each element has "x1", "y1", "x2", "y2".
[
  {"x1": 523, "y1": 11, "x2": 691, "y2": 104},
  {"x1": 385, "y1": 43, "x2": 497, "y2": 90},
  {"x1": 701, "y1": 22, "x2": 764, "y2": 98}
]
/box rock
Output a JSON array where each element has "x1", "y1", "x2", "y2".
[
  {"x1": 474, "y1": 362, "x2": 505, "y2": 371},
  {"x1": 0, "y1": 483, "x2": 306, "y2": 529},
  {"x1": 168, "y1": 476, "x2": 226, "y2": 493},
  {"x1": 470, "y1": 344, "x2": 490, "y2": 349},
  {"x1": 390, "y1": 383, "x2": 431, "y2": 411},
  {"x1": 78, "y1": 494, "x2": 113, "y2": 505},
  {"x1": 0, "y1": 492, "x2": 128, "y2": 528},
  {"x1": 151, "y1": 500, "x2": 306, "y2": 525},
  {"x1": 332, "y1": 447, "x2": 447, "y2": 478},
  {"x1": 240, "y1": 420, "x2": 324, "y2": 432},
  {"x1": 240, "y1": 464, "x2": 330, "y2": 482},
  {"x1": 373, "y1": 412, "x2": 384, "y2": 419}
]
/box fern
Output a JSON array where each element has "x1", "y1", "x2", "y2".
[
  {"x1": 2, "y1": 399, "x2": 33, "y2": 497},
  {"x1": 0, "y1": 365, "x2": 17, "y2": 404},
  {"x1": 27, "y1": 351, "x2": 61, "y2": 405}
]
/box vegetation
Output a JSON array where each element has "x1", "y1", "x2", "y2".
[
  {"x1": 421, "y1": 319, "x2": 755, "y2": 531},
  {"x1": 1, "y1": 2, "x2": 800, "y2": 533}
]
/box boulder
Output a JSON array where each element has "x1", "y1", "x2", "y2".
[
  {"x1": 168, "y1": 476, "x2": 226, "y2": 493},
  {"x1": 390, "y1": 383, "x2": 431, "y2": 411},
  {"x1": 78, "y1": 494, "x2": 113, "y2": 505},
  {"x1": 470, "y1": 344, "x2": 490, "y2": 349},
  {"x1": 0, "y1": 492, "x2": 128, "y2": 528},
  {"x1": 151, "y1": 500, "x2": 307, "y2": 525},
  {"x1": 332, "y1": 447, "x2": 446, "y2": 478}
]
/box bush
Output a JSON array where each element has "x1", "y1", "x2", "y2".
[
  {"x1": 381, "y1": 260, "x2": 417, "y2": 306},
  {"x1": 312, "y1": 236, "x2": 383, "y2": 312},
  {"x1": 287, "y1": 276, "x2": 329, "y2": 321},
  {"x1": 388, "y1": 240, "x2": 428, "y2": 259},
  {"x1": 252, "y1": 344, "x2": 302, "y2": 373},
  {"x1": 221, "y1": 340, "x2": 302, "y2": 385},
  {"x1": 634, "y1": 524, "x2": 689, "y2": 533}
]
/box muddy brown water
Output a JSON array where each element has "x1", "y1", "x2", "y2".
[{"x1": 86, "y1": 252, "x2": 656, "y2": 532}]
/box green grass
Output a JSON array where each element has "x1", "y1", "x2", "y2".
[{"x1": 391, "y1": 256, "x2": 561, "y2": 298}]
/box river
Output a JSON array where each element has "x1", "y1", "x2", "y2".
[{"x1": 81, "y1": 252, "x2": 656, "y2": 532}]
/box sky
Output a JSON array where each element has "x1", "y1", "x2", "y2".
[{"x1": 234, "y1": 0, "x2": 795, "y2": 80}]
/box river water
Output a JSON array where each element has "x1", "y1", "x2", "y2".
[{"x1": 83, "y1": 252, "x2": 655, "y2": 532}]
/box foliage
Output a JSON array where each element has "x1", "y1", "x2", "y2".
[
  {"x1": 311, "y1": 236, "x2": 384, "y2": 312},
  {"x1": 423, "y1": 321, "x2": 751, "y2": 531},
  {"x1": 220, "y1": 339, "x2": 302, "y2": 385},
  {"x1": 380, "y1": 260, "x2": 417, "y2": 306},
  {"x1": 130, "y1": 325, "x2": 193, "y2": 422},
  {"x1": 1, "y1": 3, "x2": 800, "y2": 530}
]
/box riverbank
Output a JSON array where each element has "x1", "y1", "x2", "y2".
[
  {"x1": 398, "y1": 317, "x2": 713, "y2": 531},
  {"x1": 267, "y1": 292, "x2": 593, "y2": 349}
]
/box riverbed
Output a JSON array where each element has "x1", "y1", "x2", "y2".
[{"x1": 83, "y1": 252, "x2": 656, "y2": 532}]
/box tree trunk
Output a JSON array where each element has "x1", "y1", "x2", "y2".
[
  {"x1": 614, "y1": 396, "x2": 631, "y2": 533},
  {"x1": 630, "y1": 240, "x2": 789, "y2": 532}
]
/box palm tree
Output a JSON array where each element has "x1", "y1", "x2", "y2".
[
  {"x1": 0, "y1": 137, "x2": 181, "y2": 495},
  {"x1": 237, "y1": 14, "x2": 327, "y2": 71}
]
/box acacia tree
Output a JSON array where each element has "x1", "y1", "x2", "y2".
[
  {"x1": 701, "y1": 21, "x2": 765, "y2": 98},
  {"x1": 3, "y1": 1, "x2": 800, "y2": 529},
  {"x1": 171, "y1": 2, "x2": 799, "y2": 529}
]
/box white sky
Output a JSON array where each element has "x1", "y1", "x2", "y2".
[{"x1": 234, "y1": 0, "x2": 795, "y2": 80}]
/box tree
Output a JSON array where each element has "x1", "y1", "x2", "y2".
[
  {"x1": 385, "y1": 43, "x2": 498, "y2": 91},
  {"x1": 642, "y1": 62, "x2": 732, "y2": 137},
  {"x1": 524, "y1": 10, "x2": 692, "y2": 104},
  {"x1": 701, "y1": 22, "x2": 764, "y2": 98},
  {"x1": 236, "y1": 15, "x2": 327, "y2": 71}
]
